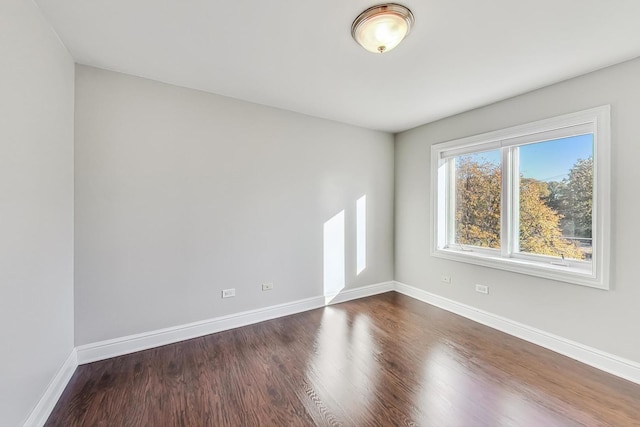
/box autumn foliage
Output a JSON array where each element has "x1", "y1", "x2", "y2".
[
  {"x1": 455, "y1": 157, "x2": 501, "y2": 249},
  {"x1": 519, "y1": 178, "x2": 584, "y2": 259},
  {"x1": 455, "y1": 155, "x2": 587, "y2": 260}
]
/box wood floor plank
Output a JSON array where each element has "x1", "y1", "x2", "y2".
[{"x1": 46, "y1": 292, "x2": 640, "y2": 426}]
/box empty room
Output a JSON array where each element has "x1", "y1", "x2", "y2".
[{"x1": 3, "y1": 0, "x2": 640, "y2": 425}]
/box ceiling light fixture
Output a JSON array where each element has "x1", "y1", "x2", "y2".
[{"x1": 351, "y1": 3, "x2": 415, "y2": 54}]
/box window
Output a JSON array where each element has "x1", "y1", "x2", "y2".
[{"x1": 431, "y1": 106, "x2": 611, "y2": 289}]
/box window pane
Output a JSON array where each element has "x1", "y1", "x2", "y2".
[
  {"x1": 454, "y1": 150, "x2": 501, "y2": 249},
  {"x1": 518, "y1": 135, "x2": 593, "y2": 261}
]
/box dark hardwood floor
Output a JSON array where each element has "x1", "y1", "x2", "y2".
[{"x1": 46, "y1": 292, "x2": 640, "y2": 426}]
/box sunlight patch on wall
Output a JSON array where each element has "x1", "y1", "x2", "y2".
[
  {"x1": 323, "y1": 210, "x2": 345, "y2": 302},
  {"x1": 356, "y1": 195, "x2": 367, "y2": 275}
]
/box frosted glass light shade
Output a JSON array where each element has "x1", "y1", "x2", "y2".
[{"x1": 351, "y1": 4, "x2": 414, "y2": 54}]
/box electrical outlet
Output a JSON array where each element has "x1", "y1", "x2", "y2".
[
  {"x1": 262, "y1": 282, "x2": 274, "y2": 291},
  {"x1": 475, "y1": 284, "x2": 489, "y2": 294},
  {"x1": 222, "y1": 288, "x2": 236, "y2": 298},
  {"x1": 440, "y1": 275, "x2": 451, "y2": 284}
]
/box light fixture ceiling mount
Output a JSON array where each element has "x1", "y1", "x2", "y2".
[{"x1": 351, "y1": 3, "x2": 415, "y2": 54}]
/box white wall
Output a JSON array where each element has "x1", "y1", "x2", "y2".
[
  {"x1": 74, "y1": 65, "x2": 394, "y2": 345},
  {"x1": 395, "y1": 57, "x2": 640, "y2": 363},
  {"x1": 0, "y1": 1, "x2": 75, "y2": 425}
]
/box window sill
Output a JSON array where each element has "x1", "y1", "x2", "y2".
[{"x1": 432, "y1": 247, "x2": 608, "y2": 290}]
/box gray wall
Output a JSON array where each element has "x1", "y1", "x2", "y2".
[
  {"x1": 395, "y1": 57, "x2": 640, "y2": 363},
  {"x1": 74, "y1": 66, "x2": 394, "y2": 345},
  {"x1": 0, "y1": 0, "x2": 75, "y2": 425}
]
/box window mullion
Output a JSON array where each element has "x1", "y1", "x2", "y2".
[
  {"x1": 500, "y1": 146, "x2": 510, "y2": 257},
  {"x1": 511, "y1": 147, "x2": 520, "y2": 256}
]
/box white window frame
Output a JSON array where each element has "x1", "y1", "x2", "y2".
[{"x1": 430, "y1": 106, "x2": 611, "y2": 290}]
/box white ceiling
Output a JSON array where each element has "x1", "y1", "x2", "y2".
[{"x1": 36, "y1": 0, "x2": 640, "y2": 133}]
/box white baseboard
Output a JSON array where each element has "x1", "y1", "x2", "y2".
[
  {"x1": 325, "y1": 281, "x2": 394, "y2": 305},
  {"x1": 394, "y1": 281, "x2": 640, "y2": 385},
  {"x1": 77, "y1": 281, "x2": 394, "y2": 364},
  {"x1": 23, "y1": 349, "x2": 78, "y2": 427}
]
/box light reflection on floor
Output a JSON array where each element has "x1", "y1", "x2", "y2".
[
  {"x1": 297, "y1": 297, "x2": 612, "y2": 426},
  {"x1": 305, "y1": 307, "x2": 379, "y2": 424}
]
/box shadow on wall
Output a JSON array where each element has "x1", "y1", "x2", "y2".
[{"x1": 323, "y1": 195, "x2": 367, "y2": 304}]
